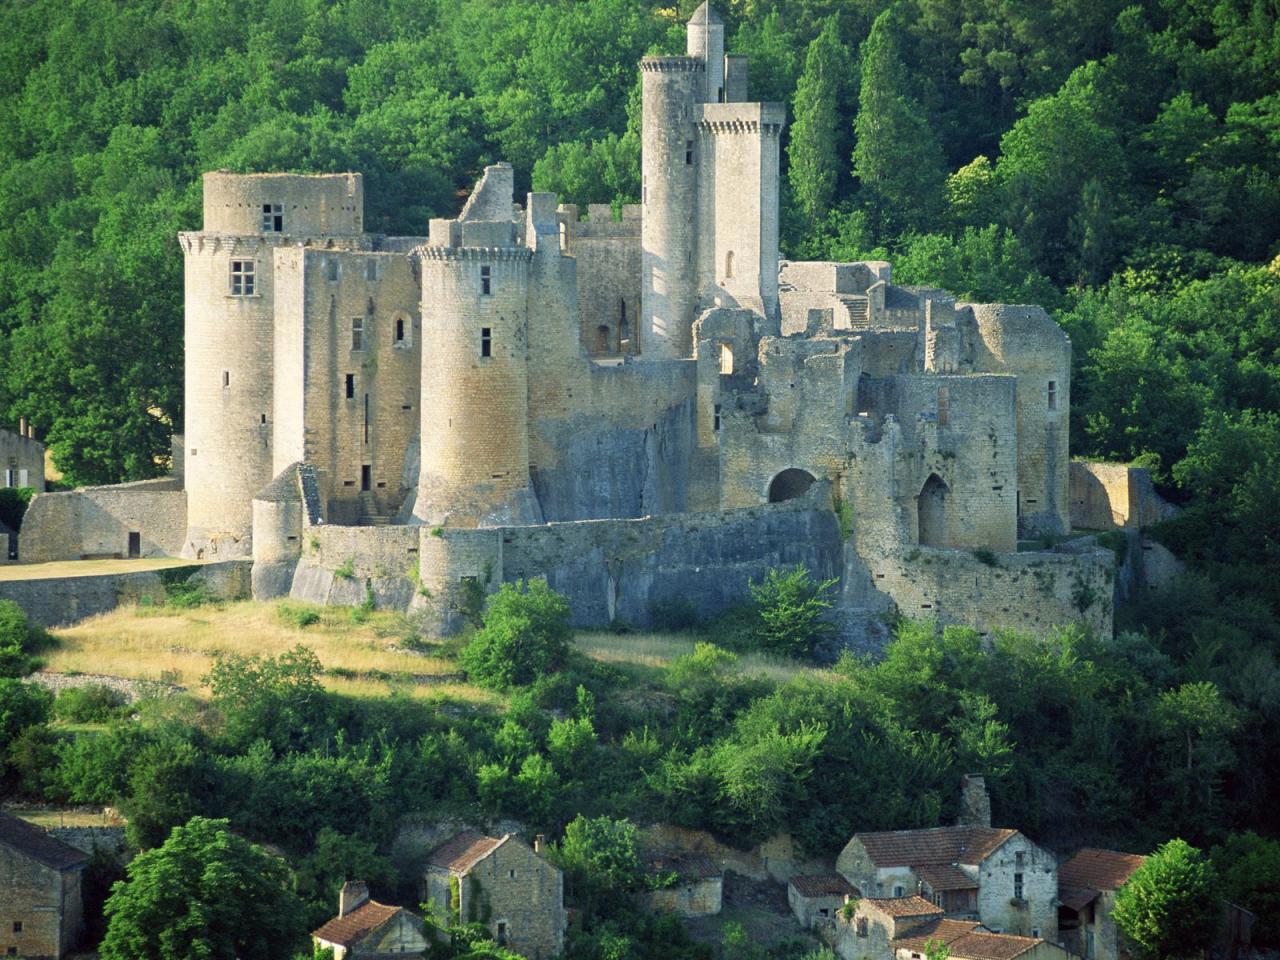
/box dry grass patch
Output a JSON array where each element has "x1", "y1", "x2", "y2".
[
  {"x1": 46, "y1": 600, "x2": 464, "y2": 697},
  {"x1": 5, "y1": 807, "x2": 124, "y2": 829},
  {"x1": 574, "y1": 631, "x2": 812, "y2": 683}
]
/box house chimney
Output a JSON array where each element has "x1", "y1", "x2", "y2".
[
  {"x1": 339, "y1": 880, "x2": 369, "y2": 917},
  {"x1": 959, "y1": 774, "x2": 992, "y2": 828},
  {"x1": 534, "y1": 834, "x2": 545, "y2": 855},
  {"x1": 18, "y1": 417, "x2": 26, "y2": 437}
]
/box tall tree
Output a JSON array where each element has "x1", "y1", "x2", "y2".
[
  {"x1": 788, "y1": 16, "x2": 851, "y2": 223},
  {"x1": 852, "y1": 7, "x2": 945, "y2": 235},
  {"x1": 1113, "y1": 838, "x2": 1219, "y2": 960}
]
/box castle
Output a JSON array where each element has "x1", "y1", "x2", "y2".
[{"x1": 13, "y1": 4, "x2": 1115, "y2": 639}]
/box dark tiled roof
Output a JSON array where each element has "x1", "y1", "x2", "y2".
[
  {"x1": 1059, "y1": 848, "x2": 1146, "y2": 892},
  {"x1": 896, "y1": 920, "x2": 1043, "y2": 960},
  {"x1": 1059, "y1": 886, "x2": 1099, "y2": 912},
  {"x1": 427, "y1": 831, "x2": 505, "y2": 874},
  {"x1": 916, "y1": 862, "x2": 978, "y2": 891},
  {"x1": 0, "y1": 812, "x2": 90, "y2": 871},
  {"x1": 894, "y1": 918, "x2": 982, "y2": 950},
  {"x1": 312, "y1": 900, "x2": 401, "y2": 947},
  {"x1": 645, "y1": 852, "x2": 721, "y2": 880},
  {"x1": 789, "y1": 873, "x2": 857, "y2": 898},
  {"x1": 854, "y1": 826, "x2": 1017, "y2": 868},
  {"x1": 866, "y1": 896, "x2": 944, "y2": 919}
]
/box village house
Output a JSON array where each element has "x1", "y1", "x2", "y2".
[
  {"x1": 0, "y1": 811, "x2": 87, "y2": 960},
  {"x1": 1, "y1": 422, "x2": 44, "y2": 492},
  {"x1": 423, "y1": 831, "x2": 566, "y2": 960},
  {"x1": 788, "y1": 872, "x2": 858, "y2": 929},
  {"x1": 892, "y1": 915, "x2": 1072, "y2": 960},
  {"x1": 1057, "y1": 848, "x2": 1146, "y2": 960},
  {"x1": 639, "y1": 851, "x2": 723, "y2": 917},
  {"x1": 312, "y1": 880, "x2": 426, "y2": 960}
]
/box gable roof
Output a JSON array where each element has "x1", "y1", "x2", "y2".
[
  {"x1": 896, "y1": 919, "x2": 1043, "y2": 960},
  {"x1": 789, "y1": 873, "x2": 857, "y2": 898},
  {"x1": 894, "y1": 918, "x2": 982, "y2": 950},
  {"x1": 1059, "y1": 848, "x2": 1146, "y2": 892},
  {"x1": 427, "y1": 831, "x2": 506, "y2": 874},
  {"x1": 312, "y1": 900, "x2": 402, "y2": 948},
  {"x1": 865, "y1": 896, "x2": 944, "y2": 919},
  {"x1": 854, "y1": 825, "x2": 1018, "y2": 868},
  {"x1": 0, "y1": 812, "x2": 90, "y2": 871},
  {"x1": 916, "y1": 862, "x2": 978, "y2": 891}
]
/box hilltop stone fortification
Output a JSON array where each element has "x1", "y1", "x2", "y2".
[{"x1": 14, "y1": 3, "x2": 1113, "y2": 640}]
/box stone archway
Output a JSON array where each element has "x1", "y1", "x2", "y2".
[
  {"x1": 768, "y1": 468, "x2": 816, "y2": 503},
  {"x1": 918, "y1": 473, "x2": 950, "y2": 546}
]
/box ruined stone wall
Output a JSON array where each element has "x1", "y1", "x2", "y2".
[
  {"x1": 0, "y1": 427, "x2": 45, "y2": 491},
  {"x1": 642, "y1": 876, "x2": 722, "y2": 916},
  {"x1": 868, "y1": 546, "x2": 1113, "y2": 637},
  {"x1": 1069, "y1": 461, "x2": 1176, "y2": 531},
  {"x1": 564, "y1": 205, "x2": 642, "y2": 356},
  {"x1": 19, "y1": 480, "x2": 186, "y2": 563}
]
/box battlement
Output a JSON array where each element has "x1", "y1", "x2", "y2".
[
  {"x1": 640, "y1": 56, "x2": 705, "y2": 73},
  {"x1": 698, "y1": 101, "x2": 786, "y2": 134}
]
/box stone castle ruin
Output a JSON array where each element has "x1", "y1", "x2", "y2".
[{"x1": 16, "y1": 3, "x2": 1114, "y2": 639}]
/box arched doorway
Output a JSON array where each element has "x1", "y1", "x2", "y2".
[
  {"x1": 768, "y1": 468, "x2": 816, "y2": 503},
  {"x1": 918, "y1": 474, "x2": 949, "y2": 546}
]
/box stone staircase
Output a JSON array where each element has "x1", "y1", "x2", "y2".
[
  {"x1": 837, "y1": 295, "x2": 870, "y2": 328},
  {"x1": 357, "y1": 491, "x2": 393, "y2": 526}
]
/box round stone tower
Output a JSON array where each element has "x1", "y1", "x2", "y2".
[
  {"x1": 414, "y1": 247, "x2": 538, "y2": 527},
  {"x1": 639, "y1": 55, "x2": 703, "y2": 361}
]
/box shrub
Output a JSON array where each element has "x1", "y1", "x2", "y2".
[
  {"x1": 54, "y1": 684, "x2": 129, "y2": 723},
  {"x1": 0, "y1": 679, "x2": 53, "y2": 766},
  {"x1": 971, "y1": 546, "x2": 1000, "y2": 567},
  {"x1": 0, "y1": 600, "x2": 46, "y2": 677},
  {"x1": 278, "y1": 603, "x2": 321, "y2": 628},
  {"x1": 333, "y1": 556, "x2": 355, "y2": 579},
  {"x1": 648, "y1": 597, "x2": 700, "y2": 631},
  {"x1": 460, "y1": 579, "x2": 572, "y2": 689},
  {"x1": 747, "y1": 565, "x2": 838, "y2": 658}
]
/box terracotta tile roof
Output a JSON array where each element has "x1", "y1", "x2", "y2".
[
  {"x1": 1059, "y1": 886, "x2": 1099, "y2": 912},
  {"x1": 789, "y1": 873, "x2": 857, "y2": 898},
  {"x1": 644, "y1": 851, "x2": 721, "y2": 880},
  {"x1": 427, "y1": 831, "x2": 506, "y2": 874},
  {"x1": 894, "y1": 918, "x2": 982, "y2": 950},
  {"x1": 854, "y1": 826, "x2": 1017, "y2": 868},
  {"x1": 1060, "y1": 848, "x2": 1146, "y2": 892},
  {"x1": 311, "y1": 900, "x2": 402, "y2": 948},
  {"x1": 0, "y1": 812, "x2": 90, "y2": 871},
  {"x1": 865, "y1": 895, "x2": 944, "y2": 919},
  {"x1": 916, "y1": 862, "x2": 978, "y2": 891}
]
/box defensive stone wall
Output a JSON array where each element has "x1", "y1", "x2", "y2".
[
  {"x1": 867, "y1": 545, "x2": 1113, "y2": 637},
  {"x1": 0, "y1": 559, "x2": 250, "y2": 627},
  {"x1": 1069, "y1": 460, "x2": 1177, "y2": 531},
  {"x1": 19, "y1": 479, "x2": 186, "y2": 563},
  {"x1": 287, "y1": 523, "x2": 421, "y2": 609}
]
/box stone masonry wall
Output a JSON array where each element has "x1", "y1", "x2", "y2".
[
  {"x1": 0, "y1": 427, "x2": 45, "y2": 491},
  {"x1": 0, "y1": 845, "x2": 80, "y2": 959},
  {"x1": 19, "y1": 480, "x2": 186, "y2": 563},
  {"x1": 978, "y1": 834, "x2": 1058, "y2": 940},
  {"x1": 1069, "y1": 460, "x2": 1177, "y2": 531},
  {"x1": 465, "y1": 839, "x2": 565, "y2": 960}
]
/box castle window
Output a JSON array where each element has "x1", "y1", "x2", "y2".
[
  {"x1": 327, "y1": 259, "x2": 339, "y2": 282},
  {"x1": 229, "y1": 260, "x2": 255, "y2": 296},
  {"x1": 857, "y1": 918, "x2": 868, "y2": 938},
  {"x1": 261, "y1": 203, "x2": 283, "y2": 232},
  {"x1": 937, "y1": 386, "x2": 949, "y2": 425},
  {"x1": 222, "y1": 371, "x2": 230, "y2": 388},
  {"x1": 714, "y1": 403, "x2": 721, "y2": 432},
  {"x1": 480, "y1": 265, "x2": 492, "y2": 296},
  {"x1": 725, "y1": 250, "x2": 735, "y2": 279},
  {"x1": 497, "y1": 922, "x2": 508, "y2": 945},
  {"x1": 1048, "y1": 380, "x2": 1057, "y2": 410},
  {"x1": 361, "y1": 464, "x2": 371, "y2": 491},
  {"x1": 643, "y1": 176, "x2": 647, "y2": 205},
  {"x1": 395, "y1": 317, "x2": 405, "y2": 342},
  {"x1": 13, "y1": 921, "x2": 22, "y2": 933},
  {"x1": 365, "y1": 259, "x2": 378, "y2": 281},
  {"x1": 363, "y1": 394, "x2": 370, "y2": 443},
  {"x1": 719, "y1": 342, "x2": 733, "y2": 375},
  {"x1": 685, "y1": 140, "x2": 694, "y2": 164},
  {"x1": 559, "y1": 222, "x2": 569, "y2": 251},
  {"x1": 345, "y1": 373, "x2": 355, "y2": 399},
  {"x1": 351, "y1": 317, "x2": 364, "y2": 351},
  {"x1": 480, "y1": 327, "x2": 492, "y2": 357}
]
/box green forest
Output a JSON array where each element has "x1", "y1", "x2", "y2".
[{"x1": 1, "y1": 0, "x2": 1279, "y2": 956}]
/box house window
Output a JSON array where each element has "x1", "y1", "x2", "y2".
[
  {"x1": 480, "y1": 265, "x2": 491, "y2": 296},
  {"x1": 229, "y1": 260, "x2": 255, "y2": 296},
  {"x1": 1014, "y1": 872, "x2": 1024, "y2": 900},
  {"x1": 481, "y1": 327, "x2": 492, "y2": 358},
  {"x1": 12, "y1": 921, "x2": 21, "y2": 933},
  {"x1": 1016, "y1": 851, "x2": 1025, "y2": 868},
  {"x1": 365, "y1": 259, "x2": 378, "y2": 281},
  {"x1": 685, "y1": 140, "x2": 694, "y2": 164},
  {"x1": 395, "y1": 317, "x2": 405, "y2": 343},
  {"x1": 857, "y1": 918, "x2": 868, "y2": 938},
  {"x1": 818, "y1": 908, "x2": 829, "y2": 918},
  {"x1": 352, "y1": 318, "x2": 364, "y2": 351},
  {"x1": 1048, "y1": 380, "x2": 1057, "y2": 410},
  {"x1": 327, "y1": 259, "x2": 340, "y2": 282},
  {"x1": 894, "y1": 885, "x2": 904, "y2": 897},
  {"x1": 261, "y1": 203, "x2": 282, "y2": 232},
  {"x1": 1033, "y1": 929, "x2": 1041, "y2": 939},
  {"x1": 345, "y1": 373, "x2": 355, "y2": 399}
]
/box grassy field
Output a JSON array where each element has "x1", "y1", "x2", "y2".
[
  {"x1": 0, "y1": 556, "x2": 206, "y2": 581},
  {"x1": 5, "y1": 806, "x2": 124, "y2": 828},
  {"x1": 574, "y1": 630, "x2": 811, "y2": 684},
  {"x1": 44, "y1": 599, "x2": 497, "y2": 704}
]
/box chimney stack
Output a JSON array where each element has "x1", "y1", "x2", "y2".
[
  {"x1": 534, "y1": 834, "x2": 545, "y2": 855},
  {"x1": 958, "y1": 774, "x2": 992, "y2": 828},
  {"x1": 338, "y1": 880, "x2": 369, "y2": 917}
]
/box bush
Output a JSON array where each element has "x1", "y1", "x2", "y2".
[
  {"x1": 278, "y1": 603, "x2": 322, "y2": 628},
  {"x1": 0, "y1": 487, "x2": 34, "y2": 533},
  {"x1": 54, "y1": 684, "x2": 129, "y2": 723},
  {"x1": 0, "y1": 600, "x2": 46, "y2": 677},
  {"x1": 747, "y1": 565, "x2": 838, "y2": 658},
  {"x1": 0, "y1": 678, "x2": 53, "y2": 765},
  {"x1": 460, "y1": 579, "x2": 572, "y2": 689}
]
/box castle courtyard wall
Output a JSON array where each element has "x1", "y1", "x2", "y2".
[{"x1": 19, "y1": 480, "x2": 186, "y2": 563}]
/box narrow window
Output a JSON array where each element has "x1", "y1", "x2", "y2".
[
  {"x1": 261, "y1": 413, "x2": 267, "y2": 424},
  {"x1": 1048, "y1": 379, "x2": 1057, "y2": 410},
  {"x1": 480, "y1": 264, "x2": 492, "y2": 296},
  {"x1": 685, "y1": 140, "x2": 694, "y2": 164},
  {"x1": 229, "y1": 260, "x2": 255, "y2": 296},
  {"x1": 395, "y1": 317, "x2": 405, "y2": 342},
  {"x1": 713, "y1": 403, "x2": 721, "y2": 432},
  {"x1": 1016, "y1": 851, "x2": 1025, "y2": 868},
  {"x1": 719, "y1": 342, "x2": 733, "y2": 375},
  {"x1": 1014, "y1": 872, "x2": 1024, "y2": 900},
  {"x1": 894, "y1": 885, "x2": 904, "y2": 897},
  {"x1": 361, "y1": 464, "x2": 371, "y2": 491},
  {"x1": 351, "y1": 317, "x2": 364, "y2": 351},
  {"x1": 496, "y1": 921, "x2": 508, "y2": 945},
  {"x1": 717, "y1": 86, "x2": 724, "y2": 102},
  {"x1": 13, "y1": 921, "x2": 22, "y2": 933},
  {"x1": 345, "y1": 373, "x2": 355, "y2": 399},
  {"x1": 937, "y1": 386, "x2": 949, "y2": 425},
  {"x1": 261, "y1": 203, "x2": 282, "y2": 232},
  {"x1": 642, "y1": 175, "x2": 647, "y2": 205},
  {"x1": 327, "y1": 259, "x2": 340, "y2": 282},
  {"x1": 559, "y1": 221, "x2": 569, "y2": 251},
  {"x1": 481, "y1": 327, "x2": 492, "y2": 358},
  {"x1": 857, "y1": 918, "x2": 868, "y2": 938},
  {"x1": 725, "y1": 250, "x2": 735, "y2": 279},
  {"x1": 363, "y1": 394, "x2": 369, "y2": 444},
  {"x1": 222, "y1": 370, "x2": 230, "y2": 388},
  {"x1": 365, "y1": 259, "x2": 378, "y2": 281}
]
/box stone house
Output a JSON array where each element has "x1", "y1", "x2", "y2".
[
  {"x1": 639, "y1": 852, "x2": 722, "y2": 916},
  {"x1": 0, "y1": 811, "x2": 87, "y2": 960},
  {"x1": 1, "y1": 422, "x2": 45, "y2": 492},
  {"x1": 892, "y1": 916, "x2": 1072, "y2": 960},
  {"x1": 312, "y1": 881, "x2": 426, "y2": 960},
  {"x1": 787, "y1": 873, "x2": 858, "y2": 929},
  {"x1": 836, "y1": 825, "x2": 1058, "y2": 941},
  {"x1": 1057, "y1": 848, "x2": 1146, "y2": 960},
  {"x1": 423, "y1": 831, "x2": 565, "y2": 960}
]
